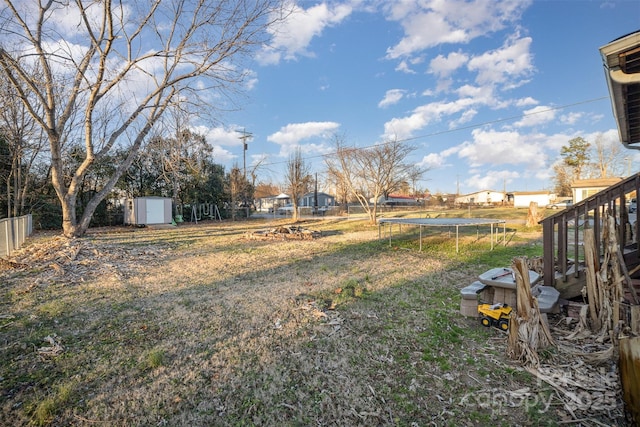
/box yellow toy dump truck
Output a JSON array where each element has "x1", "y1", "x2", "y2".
[{"x1": 478, "y1": 303, "x2": 512, "y2": 331}]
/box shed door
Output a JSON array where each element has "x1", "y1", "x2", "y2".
[{"x1": 146, "y1": 199, "x2": 165, "y2": 224}]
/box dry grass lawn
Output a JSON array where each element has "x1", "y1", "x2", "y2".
[{"x1": 0, "y1": 217, "x2": 630, "y2": 426}]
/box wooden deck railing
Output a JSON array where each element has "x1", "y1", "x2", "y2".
[{"x1": 541, "y1": 173, "x2": 640, "y2": 288}]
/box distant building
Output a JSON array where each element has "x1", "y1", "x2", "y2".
[
  {"x1": 255, "y1": 193, "x2": 290, "y2": 212},
  {"x1": 371, "y1": 194, "x2": 419, "y2": 206},
  {"x1": 510, "y1": 191, "x2": 553, "y2": 208},
  {"x1": 455, "y1": 190, "x2": 505, "y2": 205},
  {"x1": 571, "y1": 178, "x2": 624, "y2": 203},
  {"x1": 300, "y1": 192, "x2": 335, "y2": 208}
]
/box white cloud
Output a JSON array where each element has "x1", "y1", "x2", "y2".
[
  {"x1": 457, "y1": 128, "x2": 547, "y2": 169},
  {"x1": 465, "y1": 169, "x2": 520, "y2": 191},
  {"x1": 192, "y1": 125, "x2": 248, "y2": 148},
  {"x1": 467, "y1": 35, "x2": 534, "y2": 87},
  {"x1": 32, "y1": 1, "x2": 131, "y2": 40},
  {"x1": 384, "y1": 0, "x2": 531, "y2": 59},
  {"x1": 210, "y1": 146, "x2": 236, "y2": 164},
  {"x1": 560, "y1": 112, "x2": 583, "y2": 125},
  {"x1": 418, "y1": 145, "x2": 460, "y2": 169},
  {"x1": 267, "y1": 121, "x2": 340, "y2": 145},
  {"x1": 429, "y1": 51, "x2": 469, "y2": 78},
  {"x1": 454, "y1": 84, "x2": 498, "y2": 106},
  {"x1": 395, "y1": 60, "x2": 417, "y2": 74},
  {"x1": 515, "y1": 97, "x2": 538, "y2": 107},
  {"x1": 378, "y1": 89, "x2": 406, "y2": 108},
  {"x1": 382, "y1": 97, "x2": 479, "y2": 140},
  {"x1": 243, "y1": 69, "x2": 259, "y2": 91},
  {"x1": 449, "y1": 109, "x2": 478, "y2": 128},
  {"x1": 267, "y1": 121, "x2": 341, "y2": 158},
  {"x1": 257, "y1": 2, "x2": 353, "y2": 65},
  {"x1": 513, "y1": 105, "x2": 556, "y2": 128},
  {"x1": 420, "y1": 153, "x2": 447, "y2": 169},
  {"x1": 381, "y1": 36, "x2": 536, "y2": 141},
  {"x1": 186, "y1": 125, "x2": 252, "y2": 164}
]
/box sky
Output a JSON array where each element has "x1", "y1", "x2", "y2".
[{"x1": 191, "y1": 0, "x2": 639, "y2": 196}]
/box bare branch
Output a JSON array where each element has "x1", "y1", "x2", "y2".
[
  {"x1": 0, "y1": 0, "x2": 286, "y2": 236},
  {"x1": 325, "y1": 135, "x2": 425, "y2": 225}
]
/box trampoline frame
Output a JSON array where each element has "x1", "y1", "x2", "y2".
[{"x1": 378, "y1": 217, "x2": 507, "y2": 253}]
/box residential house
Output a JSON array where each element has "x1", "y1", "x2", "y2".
[
  {"x1": 455, "y1": 190, "x2": 505, "y2": 205},
  {"x1": 571, "y1": 178, "x2": 624, "y2": 203},
  {"x1": 256, "y1": 193, "x2": 290, "y2": 212},
  {"x1": 300, "y1": 192, "x2": 335, "y2": 208},
  {"x1": 371, "y1": 194, "x2": 420, "y2": 206},
  {"x1": 511, "y1": 191, "x2": 553, "y2": 208}
]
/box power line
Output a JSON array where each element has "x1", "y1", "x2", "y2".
[{"x1": 242, "y1": 95, "x2": 611, "y2": 169}]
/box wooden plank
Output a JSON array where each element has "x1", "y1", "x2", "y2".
[
  {"x1": 617, "y1": 248, "x2": 640, "y2": 304},
  {"x1": 619, "y1": 337, "x2": 640, "y2": 425},
  {"x1": 631, "y1": 306, "x2": 640, "y2": 335}
]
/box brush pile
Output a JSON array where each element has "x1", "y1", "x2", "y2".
[
  {"x1": 246, "y1": 225, "x2": 321, "y2": 241},
  {"x1": 0, "y1": 234, "x2": 166, "y2": 290}
]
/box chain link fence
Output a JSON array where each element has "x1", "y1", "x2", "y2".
[{"x1": 0, "y1": 214, "x2": 33, "y2": 257}]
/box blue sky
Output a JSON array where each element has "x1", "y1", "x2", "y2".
[{"x1": 196, "y1": 0, "x2": 640, "y2": 196}]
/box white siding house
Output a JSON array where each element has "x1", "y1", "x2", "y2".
[
  {"x1": 571, "y1": 178, "x2": 624, "y2": 203},
  {"x1": 511, "y1": 191, "x2": 553, "y2": 208},
  {"x1": 455, "y1": 190, "x2": 505, "y2": 205}
]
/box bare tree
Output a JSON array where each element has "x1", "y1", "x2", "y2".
[
  {"x1": 326, "y1": 169, "x2": 350, "y2": 207},
  {"x1": 0, "y1": 0, "x2": 286, "y2": 237},
  {"x1": 552, "y1": 162, "x2": 572, "y2": 197},
  {"x1": 285, "y1": 148, "x2": 311, "y2": 222},
  {"x1": 325, "y1": 135, "x2": 424, "y2": 225},
  {"x1": 0, "y1": 76, "x2": 47, "y2": 217},
  {"x1": 226, "y1": 166, "x2": 245, "y2": 221},
  {"x1": 589, "y1": 133, "x2": 625, "y2": 178}
]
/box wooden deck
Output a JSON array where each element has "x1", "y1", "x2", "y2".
[{"x1": 541, "y1": 173, "x2": 640, "y2": 298}]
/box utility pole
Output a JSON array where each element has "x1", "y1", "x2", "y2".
[
  {"x1": 237, "y1": 128, "x2": 253, "y2": 180},
  {"x1": 237, "y1": 128, "x2": 253, "y2": 219},
  {"x1": 314, "y1": 172, "x2": 318, "y2": 213}
]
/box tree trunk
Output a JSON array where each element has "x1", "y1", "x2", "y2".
[
  {"x1": 60, "y1": 193, "x2": 79, "y2": 238},
  {"x1": 369, "y1": 203, "x2": 378, "y2": 225},
  {"x1": 526, "y1": 202, "x2": 539, "y2": 227}
]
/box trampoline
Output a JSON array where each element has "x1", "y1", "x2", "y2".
[{"x1": 378, "y1": 217, "x2": 506, "y2": 253}]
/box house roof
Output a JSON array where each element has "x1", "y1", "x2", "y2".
[
  {"x1": 386, "y1": 194, "x2": 416, "y2": 199},
  {"x1": 302, "y1": 191, "x2": 333, "y2": 198},
  {"x1": 456, "y1": 190, "x2": 503, "y2": 197},
  {"x1": 600, "y1": 30, "x2": 640, "y2": 149},
  {"x1": 571, "y1": 177, "x2": 623, "y2": 188},
  {"x1": 510, "y1": 191, "x2": 551, "y2": 196}
]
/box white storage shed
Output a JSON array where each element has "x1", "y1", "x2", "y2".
[{"x1": 124, "y1": 197, "x2": 173, "y2": 225}]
